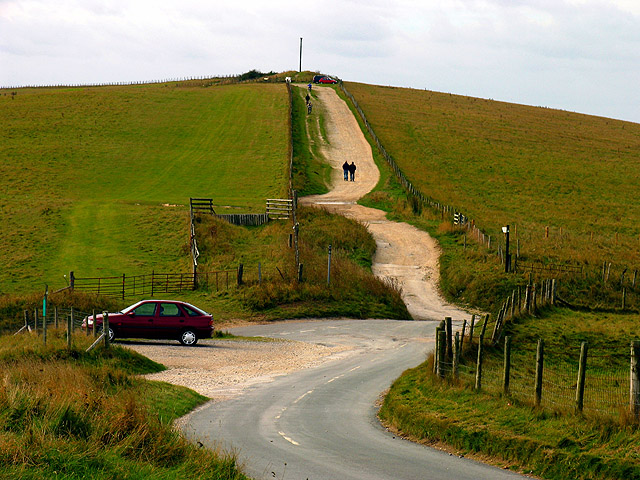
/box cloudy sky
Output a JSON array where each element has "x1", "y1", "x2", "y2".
[{"x1": 2, "y1": 0, "x2": 640, "y2": 123}]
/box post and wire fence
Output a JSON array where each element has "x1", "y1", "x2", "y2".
[{"x1": 432, "y1": 314, "x2": 639, "y2": 421}]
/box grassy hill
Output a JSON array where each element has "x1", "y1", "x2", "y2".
[
  {"x1": 344, "y1": 82, "x2": 640, "y2": 269},
  {"x1": 0, "y1": 82, "x2": 289, "y2": 292}
]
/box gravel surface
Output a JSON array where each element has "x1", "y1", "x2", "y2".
[{"x1": 130, "y1": 338, "x2": 351, "y2": 401}]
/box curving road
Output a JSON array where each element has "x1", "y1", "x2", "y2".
[
  {"x1": 180, "y1": 86, "x2": 524, "y2": 479},
  {"x1": 182, "y1": 320, "x2": 526, "y2": 480}
]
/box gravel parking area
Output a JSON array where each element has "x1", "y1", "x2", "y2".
[{"x1": 128, "y1": 338, "x2": 351, "y2": 401}]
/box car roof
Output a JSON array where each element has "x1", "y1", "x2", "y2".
[{"x1": 122, "y1": 299, "x2": 209, "y2": 313}]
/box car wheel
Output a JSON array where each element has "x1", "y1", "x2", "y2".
[
  {"x1": 180, "y1": 329, "x2": 198, "y2": 346},
  {"x1": 101, "y1": 327, "x2": 115, "y2": 342}
]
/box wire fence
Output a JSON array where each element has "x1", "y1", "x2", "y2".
[{"x1": 435, "y1": 328, "x2": 635, "y2": 419}]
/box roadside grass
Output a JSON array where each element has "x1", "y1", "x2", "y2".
[
  {"x1": 380, "y1": 359, "x2": 640, "y2": 480},
  {"x1": 0, "y1": 332, "x2": 248, "y2": 480},
  {"x1": 0, "y1": 82, "x2": 289, "y2": 292},
  {"x1": 380, "y1": 308, "x2": 640, "y2": 480},
  {"x1": 344, "y1": 82, "x2": 640, "y2": 270}
]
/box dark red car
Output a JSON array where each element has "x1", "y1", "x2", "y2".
[
  {"x1": 83, "y1": 300, "x2": 213, "y2": 345},
  {"x1": 317, "y1": 76, "x2": 338, "y2": 84}
]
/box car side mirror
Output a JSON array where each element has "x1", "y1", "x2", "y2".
[{"x1": 127, "y1": 312, "x2": 135, "y2": 317}]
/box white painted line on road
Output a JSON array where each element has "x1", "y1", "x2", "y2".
[
  {"x1": 299, "y1": 329, "x2": 316, "y2": 333},
  {"x1": 293, "y1": 390, "x2": 314, "y2": 404},
  {"x1": 327, "y1": 374, "x2": 344, "y2": 383},
  {"x1": 349, "y1": 366, "x2": 361, "y2": 372},
  {"x1": 278, "y1": 431, "x2": 300, "y2": 446}
]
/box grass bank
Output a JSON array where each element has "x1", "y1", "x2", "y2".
[
  {"x1": 0, "y1": 331, "x2": 248, "y2": 479},
  {"x1": 0, "y1": 81, "x2": 289, "y2": 292},
  {"x1": 343, "y1": 82, "x2": 640, "y2": 267}
]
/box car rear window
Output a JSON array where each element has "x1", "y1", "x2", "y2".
[
  {"x1": 133, "y1": 303, "x2": 156, "y2": 316},
  {"x1": 158, "y1": 303, "x2": 182, "y2": 317},
  {"x1": 183, "y1": 305, "x2": 203, "y2": 317}
]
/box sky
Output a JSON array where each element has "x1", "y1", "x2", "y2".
[{"x1": 2, "y1": 0, "x2": 640, "y2": 123}]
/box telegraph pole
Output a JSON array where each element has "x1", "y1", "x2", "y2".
[{"x1": 299, "y1": 37, "x2": 303, "y2": 72}]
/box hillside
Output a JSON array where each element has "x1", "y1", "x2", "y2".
[
  {"x1": 344, "y1": 82, "x2": 640, "y2": 268},
  {"x1": 0, "y1": 82, "x2": 289, "y2": 292}
]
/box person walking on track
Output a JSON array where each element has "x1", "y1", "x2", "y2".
[
  {"x1": 342, "y1": 161, "x2": 349, "y2": 181},
  {"x1": 348, "y1": 162, "x2": 356, "y2": 181}
]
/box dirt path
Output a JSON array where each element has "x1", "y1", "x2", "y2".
[
  {"x1": 301, "y1": 87, "x2": 470, "y2": 322},
  {"x1": 131, "y1": 86, "x2": 470, "y2": 402}
]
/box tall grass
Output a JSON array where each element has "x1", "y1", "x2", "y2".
[
  {"x1": 0, "y1": 333, "x2": 248, "y2": 479},
  {"x1": 193, "y1": 207, "x2": 409, "y2": 321}
]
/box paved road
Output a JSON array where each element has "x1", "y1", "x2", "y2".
[{"x1": 181, "y1": 320, "x2": 527, "y2": 480}]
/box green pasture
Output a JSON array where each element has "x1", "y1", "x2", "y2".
[
  {"x1": 345, "y1": 82, "x2": 640, "y2": 267},
  {"x1": 0, "y1": 83, "x2": 289, "y2": 292}
]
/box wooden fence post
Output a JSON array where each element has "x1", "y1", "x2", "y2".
[
  {"x1": 480, "y1": 314, "x2": 489, "y2": 338},
  {"x1": 460, "y1": 319, "x2": 467, "y2": 352},
  {"x1": 54, "y1": 306, "x2": 59, "y2": 329},
  {"x1": 237, "y1": 263, "x2": 244, "y2": 286},
  {"x1": 445, "y1": 317, "x2": 453, "y2": 359},
  {"x1": 452, "y1": 332, "x2": 460, "y2": 380},
  {"x1": 535, "y1": 338, "x2": 545, "y2": 407},
  {"x1": 327, "y1": 244, "x2": 332, "y2": 287},
  {"x1": 576, "y1": 342, "x2": 588, "y2": 413},
  {"x1": 475, "y1": 335, "x2": 484, "y2": 390},
  {"x1": 503, "y1": 336, "x2": 511, "y2": 395},
  {"x1": 622, "y1": 288, "x2": 627, "y2": 310},
  {"x1": 66, "y1": 311, "x2": 72, "y2": 349},
  {"x1": 437, "y1": 330, "x2": 446, "y2": 379},
  {"x1": 468, "y1": 315, "x2": 476, "y2": 345},
  {"x1": 631, "y1": 341, "x2": 640, "y2": 419},
  {"x1": 104, "y1": 312, "x2": 110, "y2": 349},
  {"x1": 434, "y1": 326, "x2": 441, "y2": 374}
]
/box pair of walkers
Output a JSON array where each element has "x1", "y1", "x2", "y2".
[{"x1": 342, "y1": 161, "x2": 357, "y2": 181}]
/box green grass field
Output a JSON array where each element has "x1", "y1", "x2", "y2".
[
  {"x1": 0, "y1": 83, "x2": 289, "y2": 292},
  {"x1": 344, "y1": 82, "x2": 640, "y2": 268}
]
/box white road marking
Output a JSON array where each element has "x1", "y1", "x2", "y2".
[
  {"x1": 349, "y1": 366, "x2": 361, "y2": 372},
  {"x1": 293, "y1": 390, "x2": 314, "y2": 404},
  {"x1": 278, "y1": 431, "x2": 300, "y2": 446},
  {"x1": 327, "y1": 374, "x2": 344, "y2": 383},
  {"x1": 299, "y1": 329, "x2": 316, "y2": 333}
]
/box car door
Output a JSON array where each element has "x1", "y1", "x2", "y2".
[
  {"x1": 153, "y1": 302, "x2": 185, "y2": 339},
  {"x1": 123, "y1": 301, "x2": 158, "y2": 339}
]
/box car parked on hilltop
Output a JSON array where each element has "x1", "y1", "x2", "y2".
[
  {"x1": 313, "y1": 75, "x2": 338, "y2": 84},
  {"x1": 317, "y1": 76, "x2": 338, "y2": 84},
  {"x1": 82, "y1": 300, "x2": 213, "y2": 345}
]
